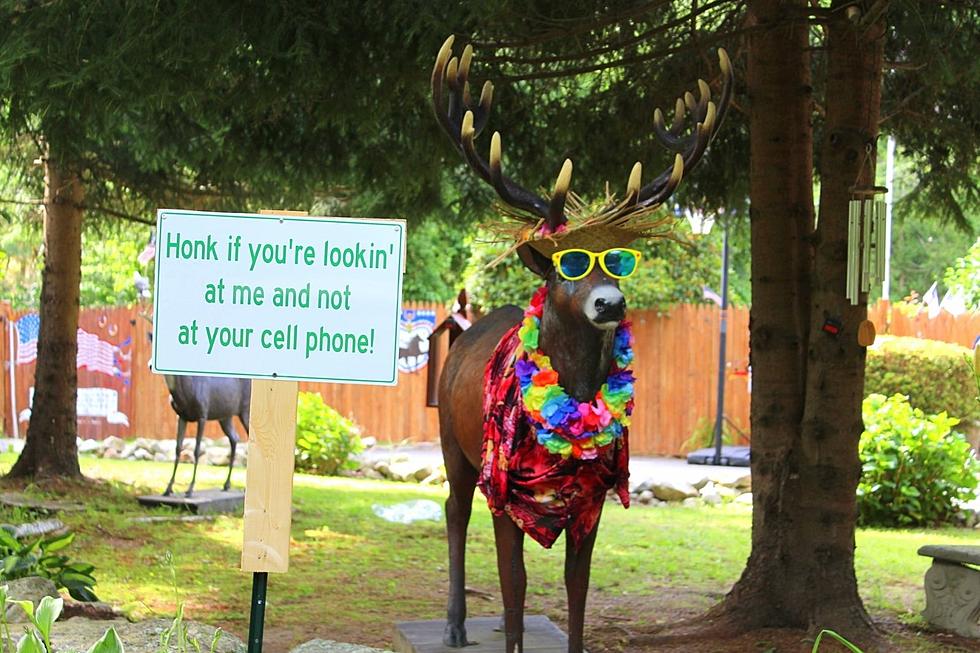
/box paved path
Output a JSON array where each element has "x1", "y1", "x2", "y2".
[{"x1": 360, "y1": 442, "x2": 749, "y2": 486}]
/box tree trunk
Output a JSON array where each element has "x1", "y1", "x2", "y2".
[
  {"x1": 715, "y1": 0, "x2": 882, "y2": 647},
  {"x1": 8, "y1": 146, "x2": 84, "y2": 480}
]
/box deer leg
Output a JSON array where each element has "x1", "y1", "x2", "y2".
[
  {"x1": 186, "y1": 419, "x2": 207, "y2": 497},
  {"x1": 163, "y1": 418, "x2": 187, "y2": 496},
  {"x1": 441, "y1": 436, "x2": 478, "y2": 647},
  {"x1": 564, "y1": 510, "x2": 602, "y2": 653},
  {"x1": 219, "y1": 418, "x2": 239, "y2": 492},
  {"x1": 493, "y1": 514, "x2": 526, "y2": 653}
]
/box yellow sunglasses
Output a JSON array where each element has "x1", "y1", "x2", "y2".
[{"x1": 551, "y1": 248, "x2": 642, "y2": 281}]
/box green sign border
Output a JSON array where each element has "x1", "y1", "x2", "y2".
[{"x1": 151, "y1": 209, "x2": 405, "y2": 385}]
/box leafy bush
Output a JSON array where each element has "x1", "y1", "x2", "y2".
[
  {"x1": 0, "y1": 529, "x2": 97, "y2": 602},
  {"x1": 857, "y1": 393, "x2": 980, "y2": 527},
  {"x1": 294, "y1": 392, "x2": 364, "y2": 475},
  {"x1": 865, "y1": 336, "x2": 979, "y2": 422}
]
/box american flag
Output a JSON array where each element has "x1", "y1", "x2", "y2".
[
  {"x1": 15, "y1": 313, "x2": 40, "y2": 364},
  {"x1": 76, "y1": 328, "x2": 118, "y2": 376}
]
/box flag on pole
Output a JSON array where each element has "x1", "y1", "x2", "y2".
[
  {"x1": 15, "y1": 313, "x2": 40, "y2": 364},
  {"x1": 76, "y1": 328, "x2": 118, "y2": 375},
  {"x1": 137, "y1": 231, "x2": 156, "y2": 265},
  {"x1": 922, "y1": 282, "x2": 941, "y2": 319},
  {"x1": 939, "y1": 288, "x2": 967, "y2": 317}
]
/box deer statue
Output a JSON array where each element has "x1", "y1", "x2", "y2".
[
  {"x1": 431, "y1": 35, "x2": 732, "y2": 653},
  {"x1": 161, "y1": 374, "x2": 251, "y2": 497}
]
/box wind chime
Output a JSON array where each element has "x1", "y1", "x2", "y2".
[{"x1": 845, "y1": 185, "x2": 887, "y2": 306}]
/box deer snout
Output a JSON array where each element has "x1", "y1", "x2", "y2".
[{"x1": 586, "y1": 287, "x2": 626, "y2": 329}]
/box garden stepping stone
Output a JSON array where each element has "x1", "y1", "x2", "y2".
[
  {"x1": 917, "y1": 544, "x2": 980, "y2": 638},
  {"x1": 0, "y1": 492, "x2": 85, "y2": 513},
  {"x1": 291, "y1": 640, "x2": 391, "y2": 653},
  {"x1": 395, "y1": 615, "x2": 567, "y2": 653}
]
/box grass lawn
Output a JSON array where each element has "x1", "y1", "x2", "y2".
[{"x1": 0, "y1": 454, "x2": 974, "y2": 652}]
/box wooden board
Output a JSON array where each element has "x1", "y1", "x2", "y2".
[
  {"x1": 241, "y1": 378, "x2": 298, "y2": 573},
  {"x1": 394, "y1": 616, "x2": 568, "y2": 653}
]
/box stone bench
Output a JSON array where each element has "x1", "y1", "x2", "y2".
[{"x1": 917, "y1": 544, "x2": 980, "y2": 638}]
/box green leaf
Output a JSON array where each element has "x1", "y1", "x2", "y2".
[
  {"x1": 33, "y1": 596, "x2": 63, "y2": 639},
  {"x1": 40, "y1": 532, "x2": 74, "y2": 553},
  {"x1": 0, "y1": 529, "x2": 21, "y2": 552},
  {"x1": 86, "y1": 626, "x2": 125, "y2": 653},
  {"x1": 6, "y1": 599, "x2": 34, "y2": 620},
  {"x1": 15, "y1": 631, "x2": 45, "y2": 653}
]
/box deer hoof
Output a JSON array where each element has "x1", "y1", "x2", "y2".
[
  {"x1": 443, "y1": 622, "x2": 469, "y2": 647},
  {"x1": 162, "y1": 488, "x2": 173, "y2": 497}
]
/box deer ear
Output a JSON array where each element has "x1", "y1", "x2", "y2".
[{"x1": 517, "y1": 243, "x2": 552, "y2": 278}]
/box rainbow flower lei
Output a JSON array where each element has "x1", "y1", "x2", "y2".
[{"x1": 515, "y1": 286, "x2": 635, "y2": 460}]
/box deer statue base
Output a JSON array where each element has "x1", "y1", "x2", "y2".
[
  {"x1": 137, "y1": 488, "x2": 245, "y2": 516},
  {"x1": 394, "y1": 615, "x2": 569, "y2": 653}
]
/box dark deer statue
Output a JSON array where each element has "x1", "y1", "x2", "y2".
[
  {"x1": 431, "y1": 36, "x2": 732, "y2": 653},
  {"x1": 162, "y1": 374, "x2": 251, "y2": 497}
]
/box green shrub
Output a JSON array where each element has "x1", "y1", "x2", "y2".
[
  {"x1": 865, "y1": 336, "x2": 979, "y2": 422},
  {"x1": 294, "y1": 392, "x2": 364, "y2": 475},
  {"x1": 858, "y1": 393, "x2": 980, "y2": 527}
]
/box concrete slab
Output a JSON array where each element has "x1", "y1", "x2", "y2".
[
  {"x1": 394, "y1": 616, "x2": 566, "y2": 653},
  {"x1": 137, "y1": 488, "x2": 244, "y2": 515}
]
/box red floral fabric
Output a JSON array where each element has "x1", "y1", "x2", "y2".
[{"x1": 478, "y1": 324, "x2": 630, "y2": 549}]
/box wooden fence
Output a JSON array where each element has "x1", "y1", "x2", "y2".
[{"x1": 0, "y1": 300, "x2": 974, "y2": 456}]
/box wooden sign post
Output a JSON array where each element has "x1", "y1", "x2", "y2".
[{"x1": 150, "y1": 207, "x2": 405, "y2": 653}]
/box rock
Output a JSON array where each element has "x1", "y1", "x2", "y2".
[
  {"x1": 638, "y1": 490, "x2": 654, "y2": 505},
  {"x1": 360, "y1": 436, "x2": 377, "y2": 449},
  {"x1": 206, "y1": 449, "x2": 231, "y2": 467},
  {"x1": 373, "y1": 460, "x2": 392, "y2": 478},
  {"x1": 735, "y1": 492, "x2": 753, "y2": 505},
  {"x1": 153, "y1": 452, "x2": 169, "y2": 462},
  {"x1": 4, "y1": 576, "x2": 59, "y2": 623},
  {"x1": 681, "y1": 497, "x2": 701, "y2": 508},
  {"x1": 132, "y1": 448, "x2": 154, "y2": 461},
  {"x1": 179, "y1": 449, "x2": 195, "y2": 463},
  {"x1": 134, "y1": 437, "x2": 156, "y2": 450},
  {"x1": 290, "y1": 640, "x2": 390, "y2": 653},
  {"x1": 732, "y1": 474, "x2": 752, "y2": 490},
  {"x1": 387, "y1": 461, "x2": 423, "y2": 483},
  {"x1": 421, "y1": 470, "x2": 446, "y2": 486},
  {"x1": 11, "y1": 518, "x2": 66, "y2": 539},
  {"x1": 362, "y1": 468, "x2": 384, "y2": 480},
  {"x1": 61, "y1": 600, "x2": 120, "y2": 621},
  {"x1": 629, "y1": 478, "x2": 654, "y2": 494},
  {"x1": 155, "y1": 440, "x2": 177, "y2": 455},
  {"x1": 77, "y1": 439, "x2": 103, "y2": 455},
  {"x1": 102, "y1": 449, "x2": 121, "y2": 459},
  {"x1": 699, "y1": 482, "x2": 722, "y2": 505},
  {"x1": 692, "y1": 476, "x2": 711, "y2": 490},
  {"x1": 49, "y1": 617, "x2": 245, "y2": 652},
  {"x1": 102, "y1": 436, "x2": 125, "y2": 453},
  {"x1": 651, "y1": 481, "x2": 699, "y2": 502}
]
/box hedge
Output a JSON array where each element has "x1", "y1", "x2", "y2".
[{"x1": 865, "y1": 335, "x2": 979, "y2": 423}]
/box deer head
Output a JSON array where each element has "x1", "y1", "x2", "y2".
[{"x1": 432, "y1": 35, "x2": 732, "y2": 393}]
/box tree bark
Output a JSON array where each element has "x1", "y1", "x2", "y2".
[
  {"x1": 8, "y1": 145, "x2": 84, "y2": 480},
  {"x1": 714, "y1": 0, "x2": 883, "y2": 646}
]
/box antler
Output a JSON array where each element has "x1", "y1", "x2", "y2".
[
  {"x1": 432, "y1": 35, "x2": 571, "y2": 232},
  {"x1": 607, "y1": 48, "x2": 734, "y2": 220}
]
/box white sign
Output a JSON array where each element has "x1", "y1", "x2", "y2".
[{"x1": 152, "y1": 210, "x2": 405, "y2": 385}]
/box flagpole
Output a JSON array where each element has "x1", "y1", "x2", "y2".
[
  {"x1": 7, "y1": 318, "x2": 18, "y2": 439},
  {"x1": 712, "y1": 220, "x2": 730, "y2": 466}
]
